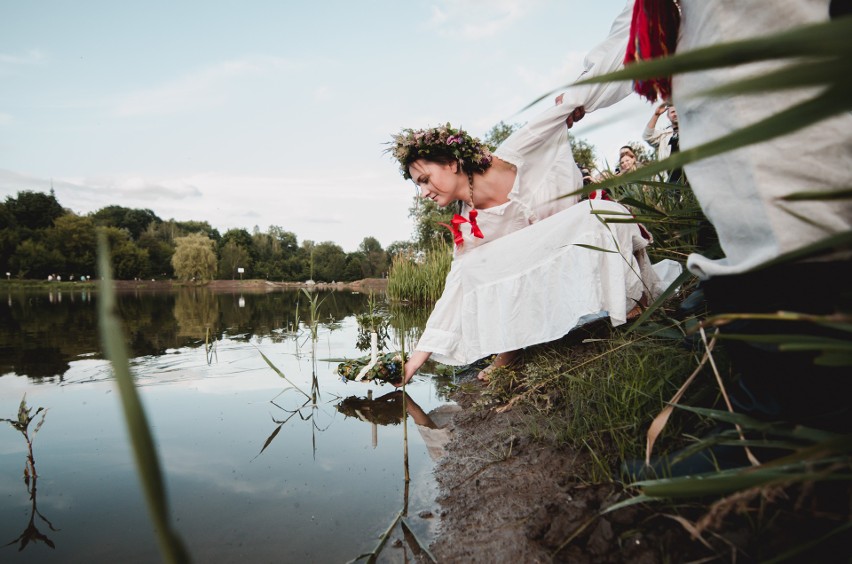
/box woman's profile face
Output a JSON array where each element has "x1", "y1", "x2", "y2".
[{"x1": 408, "y1": 159, "x2": 463, "y2": 207}]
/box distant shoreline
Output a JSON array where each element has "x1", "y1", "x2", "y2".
[{"x1": 0, "y1": 278, "x2": 388, "y2": 293}]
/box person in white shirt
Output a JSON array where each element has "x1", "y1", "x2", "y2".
[{"x1": 643, "y1": 103, "x2": 678, "y2": 161}]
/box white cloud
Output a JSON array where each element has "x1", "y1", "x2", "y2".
[
  {"x1": 430, "y1": 5, "x2": 448, "y2": 24},
  {"x1": 314, "y1": 85, "x2": 333, "y2": 101},
  {"x1": 0, "y1": 167, "x2": 414, "y2": 251},
  {"x1": 514, "y1": 51, "x2": 587, "y2": 96},
  {"x1": 0, "y1": 49, "x2": 45, "y2": 65},
  {"x1": 112, "y1": 55, "x2": 302, "y2": 117},
  {"x1": 428, "y1": 0, "x2": 540, "y2": 39}
]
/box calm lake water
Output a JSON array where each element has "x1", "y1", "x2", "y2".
[{"x1": 0, "y1": 286, "x2": 454, "y2": 563}]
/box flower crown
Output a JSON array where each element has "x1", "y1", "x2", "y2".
[{"x1": 388, "y1": 123, "x2": 493, "y2": 180}]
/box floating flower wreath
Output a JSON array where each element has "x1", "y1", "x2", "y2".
[
  {"x1": 388, "y1": 123, "x2": 493, "y2": 180},
  {"x1": 337, "y1": 352, "x2": 406, "y2": 385}
]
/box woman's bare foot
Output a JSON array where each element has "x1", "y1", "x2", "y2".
[{"x1": 477, "y1": 350, "x2": 522, "y2": 382}]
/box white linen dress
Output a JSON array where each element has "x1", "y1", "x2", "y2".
[{"x1": 413, "y1": 106, "x2": 676, "y2": 366}]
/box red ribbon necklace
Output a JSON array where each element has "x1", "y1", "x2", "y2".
[{"x1": 439, "y1": 209, "x2": 484, "y2": 248}]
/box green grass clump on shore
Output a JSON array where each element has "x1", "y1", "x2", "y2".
[
  {"x1": 387, "y1": 242, "x2": 452, "y2": 304},
  {"x1": 481, "y1": 318, "x2": 717, "y2": 482}
]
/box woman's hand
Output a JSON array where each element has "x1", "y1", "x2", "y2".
[
  {"x1": 555, "y1": 94, "x2": 585, "y2": 129},
  {"x1": 395, "y1": 350, "x2": 431, "y2": 388}
]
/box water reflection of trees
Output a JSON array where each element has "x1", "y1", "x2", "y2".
[
  {"x1": 0, "y1": 289, "x2": 383, "y2": 380},
  {"x1": 173, "y1": 287, "x2": 219, "y2": 338},
  {"x1": 387, "y1": 302, "x2": 430, "y2": 352},
  {"x1": 0, "y1": 289, "x2": 99, "y2": 379}
]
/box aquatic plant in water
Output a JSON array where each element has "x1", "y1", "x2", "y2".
[
  {"x1": 1, "y1": 394, "x2": 47, "y2": 480},
  {"x1": 2, "y1": 395, "x2": 59, "y2": 551}
]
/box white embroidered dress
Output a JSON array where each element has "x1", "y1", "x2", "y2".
[{"x1": 413, "y1": 104, "x2": 675, "y2": 366}]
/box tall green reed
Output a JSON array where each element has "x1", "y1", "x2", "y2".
[
  {"x1": 387, "y1": 242, "x2": 452, "y2": 304},
  {"x1": 96, "y1": 232, "x2": 189, "y2": 563}
]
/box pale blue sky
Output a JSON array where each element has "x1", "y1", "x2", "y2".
[{"x1": 0, "y1": 0, "x2": 656, "y2": 251}]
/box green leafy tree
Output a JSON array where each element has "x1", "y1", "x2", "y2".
[
  {"x1": 0, "y1": 203, "x2": 20, "y2": 273},
  {"x1": 386, "y1": 240, "x2": 416, "y2": 262},
  {"x1": 269, "y1": 227, "x2": 303, "y2": 280},
  {"x1": 5, "y1": 190, "x2": 64, "y2": 230},
  {"x1": 312, "y1": 241, "x2": 347, "y2": 282},
  {"x1": 171, "y1": 233, "x2": 217, "y2": 281},
  {"x1": 218, "y1": 240, "x2": 251, "y2": 279},
  {"x1": 172, "y1": 220, "x2": 220, "y2": 242},
  {"x1": 569, "y1": 133, "x2": 597, "y2": 170},
  {"x1": 0, "y1": 201, "x2": 15, "y2": 229},
  {"x1": 99, "y1": 226, "x2": 150, "y2": 279},
  {"x1": 301, "y1": 240, "x2": 316, "y2": 280},
  {"x1": 357, "y1": 236, "x2": 387, "y2": 278},
  {"x1": 343, "y1": 253, "x2": 364, "y2": 282},
  {"x1": 136, "y1": 233, "x2": 175, "y2": 278},
  {"x1": 9, "y1": 239, "x2": 65, "y2": 278},
  {"x1": 91, "y1": 206, "x2": 161, "y2": 239},
  {"x1": 250, "y1": 226, "x2": 297, "y2": 280},
  {"x1": 409, "y1": 198, "x2": 454, "y2": 250},
  {"x1": 483, "y1": 121, "x2": 521, "y2": 150},
  {"x1": 0, "y1": 227, "x2": 19, "y2": 274},
  {"x1": 47, "y1": 214, "x2": 97, "y2": 277},
  {"x1": 219, "y1": 228, "x2": 254, "y2": 256}
]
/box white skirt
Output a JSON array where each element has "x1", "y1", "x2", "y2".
[{"x1": 416, "y1": 199, "x2": 681, "y2": 366}]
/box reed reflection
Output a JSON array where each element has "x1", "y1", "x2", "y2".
[{"x1": 256, "y1": 290, "x2": 333, "y2": 459}]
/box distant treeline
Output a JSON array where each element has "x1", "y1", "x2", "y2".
[{"x1": 0, "y1": 190, "x2": 415, "y2": 281}]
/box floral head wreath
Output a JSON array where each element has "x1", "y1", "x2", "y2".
[{"x1": 388, "y1": 123, "x2": 493, "y2": 180}]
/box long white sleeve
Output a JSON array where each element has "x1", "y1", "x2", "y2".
[
  {"x1": 562, "y1": 0, "x2": 635, "y2": 113},
  {"x1": 498, "y1": 0, "x2": 635, "y2": 160}
]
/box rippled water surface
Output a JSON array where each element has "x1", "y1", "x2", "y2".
[{"x1": 0, "y1": 286, "x2": 451, "y2": 563}]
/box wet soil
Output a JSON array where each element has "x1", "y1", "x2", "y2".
[
  {"x1": 425, "y1": 376, "x2": 852, "y2": 563},
  {"x1": 426, "y1": 379, "x2": 679, "y2": 563}
]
